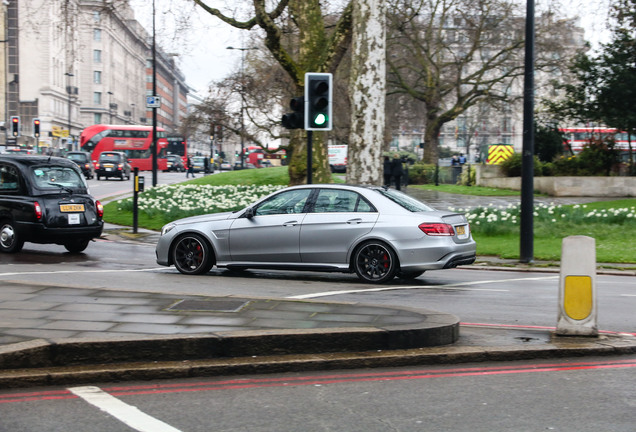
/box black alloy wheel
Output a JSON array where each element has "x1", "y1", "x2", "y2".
[
  {"x1": 353, "y1": 240, "x2": 398, "y2": 283},
  {"x1": 172, "y1": 233, "x2": 214, "y2": 275}
]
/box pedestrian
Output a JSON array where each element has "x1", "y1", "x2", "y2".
[
  {"x1": 383, "y1": 156, "x2": 392, "y2": 187},
  {"x1": 451, "y1": 154, "x2": 460, "y2": 166},
  {"x1": 459, "y1": 153, "x2": 466, "y2": 165},
  {"x1": 186, "y1": 156, "x2": 195, "y2": 178},
  {"x1": 390, "y1": 153, "x2": 404, "y2": 190}
]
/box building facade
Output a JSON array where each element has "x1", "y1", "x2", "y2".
[{"x1": 1, "y1": 0, "x2": 188, "y2": 153}]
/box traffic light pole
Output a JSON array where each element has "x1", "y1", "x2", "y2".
[{"x1": 306, "y1": 131, "x2": 313, "y2": 184}]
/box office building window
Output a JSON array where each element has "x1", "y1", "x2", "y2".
[
  {"x1": 94, "y1": 92, "x2": 102, "y2": 105},
  {"x1": 93, "y1": 71, "x2": 102, "y2": 84},
  {"x1": 93, "y1": 29, "x2": 102, "y2": 42},
  {"x1": 93, "y1": 50, "x2": 102, "y2": 63},
  {"x1": 94, "y1": 113, "x2": 102, "y2": 124}
]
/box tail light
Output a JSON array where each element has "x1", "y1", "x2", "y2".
[
  {"x1": 34, "y1": 201, "x2": 43, "y2": 220},
  {"x1": 419, "y1": 223, "x2": 455, "y2": 236},
  {"x1": 117, "y1": 163, "x2": 124, "y2": 171},
  {"x1": 96, "y1": 200, "x2": 104, "y2": 218}
]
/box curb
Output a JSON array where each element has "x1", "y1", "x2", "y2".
[{"x1": 2, "y1": 331, "x2": 635, "y2": 389}]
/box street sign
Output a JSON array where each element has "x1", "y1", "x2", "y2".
[{"x1": 146, "y1": 96, "x2": 161, "y2": 108}]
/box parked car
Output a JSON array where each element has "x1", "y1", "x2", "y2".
[
  {"x1": 191, "y1": 156, "x2": 214, "y2": 173},
  {"x1": 66, "y1": 151, "x2": 95, "y2": 179},
  {"x1": 164, "y1": 154, "x2": 185, "y2": 172},
  {"x1": 0, "y1": 155, "x2": 104, "y2": 253},
  {"x1": 233, "y1": 162, "x2": 256, "y2": 170},
  {"x1": 156, "y1": 184, "x2": 476, "y2": 283},
  {"x1": 95, "y1": 151, "x2": 131, "y2": 180},
  {"x1": 220, "y1": 162, "x2": 232, "y2": 171}
]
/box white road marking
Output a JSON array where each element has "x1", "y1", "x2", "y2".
[
  {"x1": 69, "y1": 386, "x2": 182, "y2": 432},
  {"x1": 0, "y1": 268, "x2": 167, "y2": 277},
  {"x1": 287, "y1": 275, "x2": 558, "y2": 299}
]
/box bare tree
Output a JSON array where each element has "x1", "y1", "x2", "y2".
[
  {"x1": 191, "y1": 0, "x2": 353, "y2": 184},
  {"x1": 386, "y1": 0, "x2": 579, "y2": 163},
  {"x1": 347, "y1": 0, "x2": 387, "y2": 185}
]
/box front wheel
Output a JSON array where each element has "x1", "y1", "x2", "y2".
[
  {"x1": 171, "y1": 233, "x2": 214, "y2": 275},
  {"x1": 352, "y1": 241, "x2": 398, "y2": 283},
  {"x1": 0, "y1": 220, "x2": 24, "y2": 253},
  {"x1": 64, "y1": 239, "x2": 90, "y2": 253}
]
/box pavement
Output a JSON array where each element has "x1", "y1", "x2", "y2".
[{"x1": 1, "y1": 191, "x2": 635, "y2": 389}]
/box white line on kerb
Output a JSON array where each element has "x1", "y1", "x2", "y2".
[
  {"x1": 69, "y1": 386, "x2": 182, "y2": 432},
  {"x1": 287, "y1": 275, "x2": 558, "y2": 299}
]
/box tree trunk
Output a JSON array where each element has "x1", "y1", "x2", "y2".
[{"x1": 346, "y1": 0, "x2": 386, "y2": 185}]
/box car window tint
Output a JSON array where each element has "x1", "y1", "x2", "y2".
[
  {"x1": 32, "y1": 166, "x2": 85, "y2": 189},
  {"x1": 255, "y1": 189, "x2": 311, "y2": 216},
  {"x1": 99, "y1": 153, "x2": 122, "y2": 162},
  {"x1": 0, "y1": 164, "x2": 20, "y2": 191},
  {"x1": 375, "y1": 188, "x2": 435, "y2": 212},
  {"x1": 312, "y1": 189, "x2": 375, "y2": 213}
]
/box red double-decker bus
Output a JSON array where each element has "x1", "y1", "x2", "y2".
[
  {"x1": 560, "y1": 127, "x2": 635, "y2": 159},
  {"x1": 166, "y1": 135, "x2": 187, "y2": 161},
  {"x1": 79, "y1": 125, "x2": 168, "y2": 171}
]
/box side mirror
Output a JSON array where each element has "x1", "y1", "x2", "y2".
[{"x1": 244, "y1": 207, "x2": 255, "y2": 219}]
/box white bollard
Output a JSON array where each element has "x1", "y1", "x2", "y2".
[{"x1": 556, "y1": 236, "x2": 598, "y2": 336}]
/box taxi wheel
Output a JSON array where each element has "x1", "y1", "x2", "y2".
[
  {"x1": 172, "y1": 234, "x2": 214, "y2": 275},
  {"x1": 64, "y1": 239, "x2": 90, "y2": 253},
  {"x1": 0, "y1": 220, "x2": 24, "y2": 253}
]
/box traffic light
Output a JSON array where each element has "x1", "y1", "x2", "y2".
[
  {"x1": 305, "y1": 72, "x2": 332, "y2": 131},
  {"x1": 33, "y1": 119, "x2": 41, "y2": 137},
  {"x1": 281, "y1": 96, "x2": 304, "y2": 130},
  {"x1": 10, "y1": 116, "x2": 19, "y2": 137}
]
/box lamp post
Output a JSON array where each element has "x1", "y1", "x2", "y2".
[
  {"x1": 65, "y1": 72, "x2": 74, "y2": 151},
  {"x1": 107, "y1": 91, "x2": 114, "y2": 123},
  {"x1": 226, "y1": 46, "x2": 256, "y2": 169},
  {"x1": 151, "y1": 0, "x2": 158, "y2": 186}
]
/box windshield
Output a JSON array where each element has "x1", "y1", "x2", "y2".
[
  {"x1": 31, "y1": 166, "x2": 86, "y2": 190},
  {"x1": 374, "y1": 188, "x2": 436, "y2": 212},
  {"x1": 99, "y1": 153, "x2": 123, "y2": 163},
  {"x1": 67, "y1": 154, "x2": 88, "y2": 162}
]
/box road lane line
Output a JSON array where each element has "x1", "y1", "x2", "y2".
[
  {"x1": 68, "y1": 386, "x2": 182, "y2": 432},
  {"x1": 0, "y1": 268, "x2": 167, "y2": 277},
  {"x1": 288, "y1": 275, "x2": 558, "y2": 299}
]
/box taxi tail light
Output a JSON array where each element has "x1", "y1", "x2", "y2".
[
  {"x1": 117, "y1": 163, "x2": 124, "y2": 170},
  {"x1": 34, "y1": 201, "x2": 43, "y2": 220},
  {"x1": 96, "y1": 200, "x2": 104, "y2": 218},
  {"x1": 419, "y1": 223, "x2": 455, "y2": 236}
]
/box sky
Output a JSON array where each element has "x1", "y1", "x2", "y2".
[{"x1": 130, "y1": 0, "x2": 613, "y2": 97}]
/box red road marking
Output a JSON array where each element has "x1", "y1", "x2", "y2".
[{"x1": 2, "y1": 357, "x2": 634, "y2": 404}]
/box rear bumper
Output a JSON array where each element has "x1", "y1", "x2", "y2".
[{"x1": 17, "y1": 221, "x2": 103, "y2": 245}]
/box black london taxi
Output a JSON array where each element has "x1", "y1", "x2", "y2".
[{"x1": 0, "y1": 155, "x2": 104, "y2": 253}]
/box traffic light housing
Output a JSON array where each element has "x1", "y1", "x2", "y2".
[
  {"x1": 305, "y1": 72, "x2": 332, "y2": 131},
  {"x1": 33, "y1": 119, "x2": 41, "y2": 137},
  {"x1": 10, "y1": 116, "x2": 19, "y2": 137},
  {"x1": 281, "y1": 96, "x2": 304, "y2": 130}
]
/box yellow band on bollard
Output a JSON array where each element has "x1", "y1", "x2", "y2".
[{"x1": 563, "y1": 275, "x2": 593, "y2": 320}]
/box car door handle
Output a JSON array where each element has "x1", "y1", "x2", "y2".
[
  {"x1": 347, "y1": 218, "x2": 363, "y2": 224},
  {"x1": 283, "y1": 221, "x2": 298, "y2": 227}
]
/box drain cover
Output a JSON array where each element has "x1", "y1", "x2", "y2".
[{"x1": 166, "y1": 299, "x2": 249, "y2": 312}]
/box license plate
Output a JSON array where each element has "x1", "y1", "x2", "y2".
[
  {"x1": 60, "y1": 204, "x2": 85, "y2": 212},
  {"x1": 106, "y1": 167, "x2": 113, "y2": 171},
  {"x1": 456, "y1": 225, "x2": 469, "y2": 239}
]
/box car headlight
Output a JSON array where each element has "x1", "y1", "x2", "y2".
[{"x1": 161, "y1": 223, "x2": 176, "y2": 236}]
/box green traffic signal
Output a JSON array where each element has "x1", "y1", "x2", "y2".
[{"x1": 313, "y1": 113, "x2": 327, "y2": 126}]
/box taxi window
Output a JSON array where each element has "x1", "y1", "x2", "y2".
[
  {"x1": 31, "y1": 166, "x2": 85, "y2": 189},
  {"x1": 0, "y1": 164, "x2": 20, "y2": 192}
]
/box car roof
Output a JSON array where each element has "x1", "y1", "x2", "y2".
[{"x1": 0, "y1": 155, "x2": 78, "y2": 169}]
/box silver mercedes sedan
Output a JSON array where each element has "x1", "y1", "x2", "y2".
[{"x1": 155, "y1": 184, "x2": 476, "y2": 283}]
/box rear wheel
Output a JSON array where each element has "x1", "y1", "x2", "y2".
[
  {"x1": 0, "y1": 220, "x2": 24, "y2": 253},
  {"x1": 352, "y1": 241, "x2": 398, "y2": 283},
  {"x1": 64, "y1": 239, "x2": 90, "y2": 253},
  {"x1": 171, "y1": 233, "x2": 214, "y2": 275}
]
